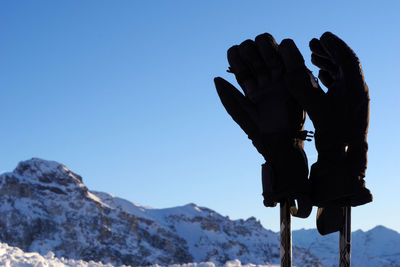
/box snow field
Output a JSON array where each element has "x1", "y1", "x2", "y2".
[{"x1": 0, "y1": 242, "x2": 278, "y2": 267}]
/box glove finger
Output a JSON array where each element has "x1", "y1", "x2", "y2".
[
  {"x1": 255, "y1": 33, "x2": 283, "y2": 81},
  {"x1": 238, "y1": 40, "x2": 269, "y2": 76},
  {"x1": 279, "y1": 39, "x2": 326, "y2": 122},
  {"x1": 279, "y1": 39, "x2": 305, "y2": 72},
  {"x1": 318, "y1": 70, "x2": 334, "y2": 88},
  {"x1": 319, "y1": 32, "x2": 360, "y2": 73},
  {"x1": 238, "y1": 39, "x2": 270, "y2": 94},
  {"x1": 320, "y1": 32, "x2": 370, "y2": 127},
  {"x1": 309, "y1": 38, "x2": 330, "y2": 58},
  {"x1": 227, "y1": 45, "x2": 257, "y2": 96},
  {"x1": 311, "y1": 53, "x2": 339, "y2": 75},
  {"x1": 214, "y1": 77, "x2": 259, "y2": 138}
]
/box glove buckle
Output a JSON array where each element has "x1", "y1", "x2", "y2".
[{"x1": 297, "y1": 130, "x2": 314, "y2": 141}]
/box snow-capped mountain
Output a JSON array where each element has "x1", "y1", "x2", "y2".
[
  {"x1": 293, "y1": 226, "x2": 400, "y2": 267},
  {"x1": 0, "y1": 158, "x2": 399, "y2": 267},
  {"x1": 0, "y1": 158, "x2": 320, "y2": 266}
]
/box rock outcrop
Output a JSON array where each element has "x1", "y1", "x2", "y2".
[{"x1": 0, "y1": 158, "x2": 321, "y2": 266}]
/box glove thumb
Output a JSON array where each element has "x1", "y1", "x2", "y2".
[{"x1": 214, "y1": 77, "x2": 259, "y2": 139}]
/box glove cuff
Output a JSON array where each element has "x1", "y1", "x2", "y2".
[
  {"x1": 310, "y1": 139, "x2": 372, "y2": 207},
  {"x1": 260, "y1": 139, "x2": 310, "y2": 202}
]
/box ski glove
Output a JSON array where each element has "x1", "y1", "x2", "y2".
[
  {"x1": 279, "y1": 32, "x2": 373, "y2": 233},
  {"x1": 214, "y1": 33, "x2": 312, "y2": 218}
]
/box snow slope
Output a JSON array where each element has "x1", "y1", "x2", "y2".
[
  {"x1": 0, "y1": 241, "x2": 280, "y2": 267},
  {"x1": 0, "y1": 241, "x2": 116, "y2": 267},
  {"x1": 0, "y1": 158, "x2": 399, "y2": 267},
  {"x1": 0, "y1": 158, "x2": 319, "y2": 266},
  {"x1": 293, "y1": 226, "x2": 400, "y2": 267}
]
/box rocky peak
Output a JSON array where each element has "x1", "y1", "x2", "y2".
[
  {"x1": 13, "y1": 158, "x2": 83, "y2": 187},
  {"x1": 0, "y1": 158, "x2": 322, "y2": 267}
]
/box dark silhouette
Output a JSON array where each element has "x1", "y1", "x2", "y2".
[
  {"x1": 214, "y1": 33, "x2": 313, "y2": 218},
  {"x1": 215, "y1": 32, "x2": 372, "y2": 235},
  {"x1": 282, "y1": 32, "x2": 372, "y2": 235}
]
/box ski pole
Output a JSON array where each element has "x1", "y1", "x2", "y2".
[
  {"x1": 339, "y1": 206, "x2": 351, "y2": 267},
  {"x1": 280, "y1": 201, "x2": 292, "y2": 267}
]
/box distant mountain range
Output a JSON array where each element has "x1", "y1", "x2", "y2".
[{"x1": 0, "y1": 158, "x2": 398, "y2": 266}]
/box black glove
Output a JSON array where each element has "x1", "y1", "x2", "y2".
[
  {"x1": 214, "y1": 33, "x2": 312, "y2": 218},
  {"x1": 279, "y1": 32, "x2": 372, "y2": 234}
]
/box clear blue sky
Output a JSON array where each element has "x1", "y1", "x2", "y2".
[{"x1": 0, "y1": 1, "x2": 399, "y2": 232}]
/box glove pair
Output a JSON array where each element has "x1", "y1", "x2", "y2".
[{"x1": 214, "y1": 32, "x2": 373, "y2": 234}]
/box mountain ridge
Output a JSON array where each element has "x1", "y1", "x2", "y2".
[{"x1": 0, "y1": 158, "x2": 398, "y2": 267}]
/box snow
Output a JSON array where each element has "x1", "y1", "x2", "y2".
[
  {"x1": 1, "y1": 158, "x2": 397, "y2": 267},
  {"x1": 149, "y1": 260, "x2": 279, "y2": 267},
  {"x1": 0, "y1": 242, "x2": 116, "y2": 267},
  {"x1": 292, "y1": 226, "x2": 400, "y2": 267},
  {"x1": 0, "y1": 242, "x2": 279, "y2": 267},
  {"x1": 91, "y1": 191, "x2": 153, "y2": 219},
  {"x1": 86, "y1": 192, "x2": 110, "y2": 208}
]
